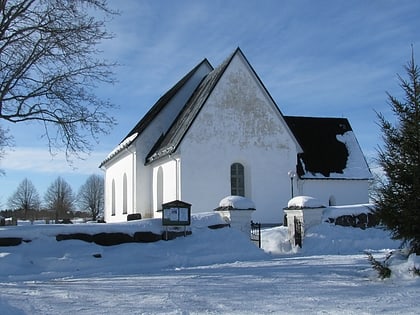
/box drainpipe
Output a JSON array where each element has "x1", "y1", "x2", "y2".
[
  {"x1": 169, "y1": 154, "x2": 179, "y2": 200},
  {"x1": 126, "y1": 146, "x2": 136, "y2": 214},
  {"x1": 288, "y1": 170, "x2": 296, "y2": 199}
]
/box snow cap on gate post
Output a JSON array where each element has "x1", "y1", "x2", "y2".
[
  {"x1": 214, "y1": 196, "x2": 256, "y2": 236},
  {"x1": 284, "y1": 196, "x2": 325, "y2": 247}
]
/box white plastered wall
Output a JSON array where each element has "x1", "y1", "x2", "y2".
[
  {"x1": 103, "y1": 149, "x2": 135, "y2": 223},
  {"x1": 297, "y1": 178, "x2": 369, "y2": 206},
  {"x1": 176, "y1": 52, "x2": 300, "y2": 223},
  {"x1": 102, "y1": 61, "x2": 212, "y2": 221},
  {"x1": 151, "y1": 156, "x2": 180, "y2": 218}
]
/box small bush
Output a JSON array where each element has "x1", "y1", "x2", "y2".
[
  {"x1": 410, "y1": 266, "x2": 420, "y2": 277},
  {"x1": 366, "y1": 252, "x2": 391, "y2": 279}
]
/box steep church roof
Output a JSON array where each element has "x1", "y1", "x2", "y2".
[
  {"x1": 99, "y1": 58, "x2": 213, "y2": 168},
  {"x1": 121, "y1": 58, "x2": 213, "y2": 145},
  {"x1": 284, "y1": 116, "x2": 371, "y2": 179},
  {"x1": 146, "y1": 49, "x2": 236, "y2": 163}
]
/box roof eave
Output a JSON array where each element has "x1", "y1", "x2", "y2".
[
  {"x1": 145, "y1": 145, "x2": 176, "y2": 165},
  {"x1": 99, "y1": 134, "x2": 138, "y2": 168}
]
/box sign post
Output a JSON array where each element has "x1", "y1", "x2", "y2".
[{"x1": 161, "y1": 200, "x2": 192, "y2": 240}]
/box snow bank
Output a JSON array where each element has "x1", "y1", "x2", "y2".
[
  {"x1": 0, "y1": 218, "x2": 164, "y2": 239},
  {"x1": 389, "y1": 253, "x2": 420, "y2": 280},
  {"x1": 0, "y1": 210, "x2": 419, "y2": 315},
  {"x1": 0, "y1": 210, "x2": 416, "y2": 284},
  {"x1": 302, "y1": 224, "x2": 400, "y2": 255},
  {"x1": 191, "y1": 212, "x2": 227, "y2": 228},
  {"x1": 261, "y1": 226, "x2": 298, "y2": 255},
  {"x1": 261, "y1": 223, "x2": 400, "y2": 256},
  {"x1": 0, "y1": 212, "x2": 267, "y2": 281}
]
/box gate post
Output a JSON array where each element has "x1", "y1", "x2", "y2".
[
  {"x1": 284, "y1": 196, "x2": 325, "y2": 248},
  {"x1": 284, "y1": 209, "x2": 304, "y2": 247},
  {"x1": 214, "y1": 196, "x2": 256, "y2": 237}
]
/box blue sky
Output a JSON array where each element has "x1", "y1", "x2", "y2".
[{"x1": 1, "y1": 0, "x2": 420, "y2": 207}]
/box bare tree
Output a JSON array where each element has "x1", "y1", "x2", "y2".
[
  {"x1": 0, "y1": 124, "x2": 12, "y2": 174},
  {"x1": 44, "y1": 176, "x2": 74, "y2": 222},
  {"x1": 8, "y1": 177, "x2": 40, "y2": 219},
  {"x1": 0, "y1": 0, "x2": 117, "y2": 160},
  {"x1": 78, "y1": 174, "x2": 103, "y2": 220}
]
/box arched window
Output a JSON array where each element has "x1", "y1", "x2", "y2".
[
  {"x1": 123, "y1": 173, "x2": 127, "y2": 214},
  {"x1": 231, "y1": 163, "x2": 245, "y2": 196},
  {"x1": 157, "y1": 167, "x2": 163, "y2": 211},
  {"x1": 111, "y1": 179, "x2": 116, "y2": 216}
]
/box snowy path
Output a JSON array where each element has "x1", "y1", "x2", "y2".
[{"x1": 1, "y1": 254, "x2": 419, "y2": 314}]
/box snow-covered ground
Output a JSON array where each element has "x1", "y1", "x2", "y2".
[{"x1": 0, "y1": 212, "x2": 419, "y2": 314}]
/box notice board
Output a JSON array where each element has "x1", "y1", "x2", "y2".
[{"x1": 161, "y1": 200, "x2": 191, "y2": 226}]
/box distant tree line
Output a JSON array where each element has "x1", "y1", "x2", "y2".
[{"x1": 2, "y1": 174, "x2": 104, "y2": 222}]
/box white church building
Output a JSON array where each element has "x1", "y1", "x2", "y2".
[{"x1": 99, "y1": 48, "x2": 372, "y2": 224}]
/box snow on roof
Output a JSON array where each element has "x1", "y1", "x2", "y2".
[
  {"x1": 286, "y1": 196, "x2": 325, "y2": 209},
  {"x1": 335, "y1": 131, "x2": 372, "y2": 178},
  {"x1": 99, "y1": 132, "x2": 138, "y2": 167},
  {"x1": 217, "y1": 196, "x2": 256, "y2": 210}
]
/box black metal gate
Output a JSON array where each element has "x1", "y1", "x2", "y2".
[
  {"x1": 294, "y1": 217, "x2": 302, "y2": 247},
  {"x1": 250, "y1": 221, "x2": 261, "y2": 248}
]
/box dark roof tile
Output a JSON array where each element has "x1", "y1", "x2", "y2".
[{"x1": 284, "y1": 116, "x2": 352, "y2": 177}]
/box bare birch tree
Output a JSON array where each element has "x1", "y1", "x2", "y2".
[{"x1": 0, "y1": 0, "x2": 117, "y2": 161}]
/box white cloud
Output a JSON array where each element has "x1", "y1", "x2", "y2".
[{"x1": 1, "y1": 147, "x2": 106, "y2": 175}]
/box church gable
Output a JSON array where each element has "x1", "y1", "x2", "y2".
[
  {"x1": 146, "y1": 48, "x2": 300, "y2": 163},
  {"x1": 185, "y1": 50, "x2": 294, "y2": 150}
]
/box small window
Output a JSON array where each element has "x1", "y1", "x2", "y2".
[
  {"x1": 231, "y1": 163, "x2": 245, "y2": 196},
  {"x1": 111, "y1": 179, "x2": 116, "y2": 216}
]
